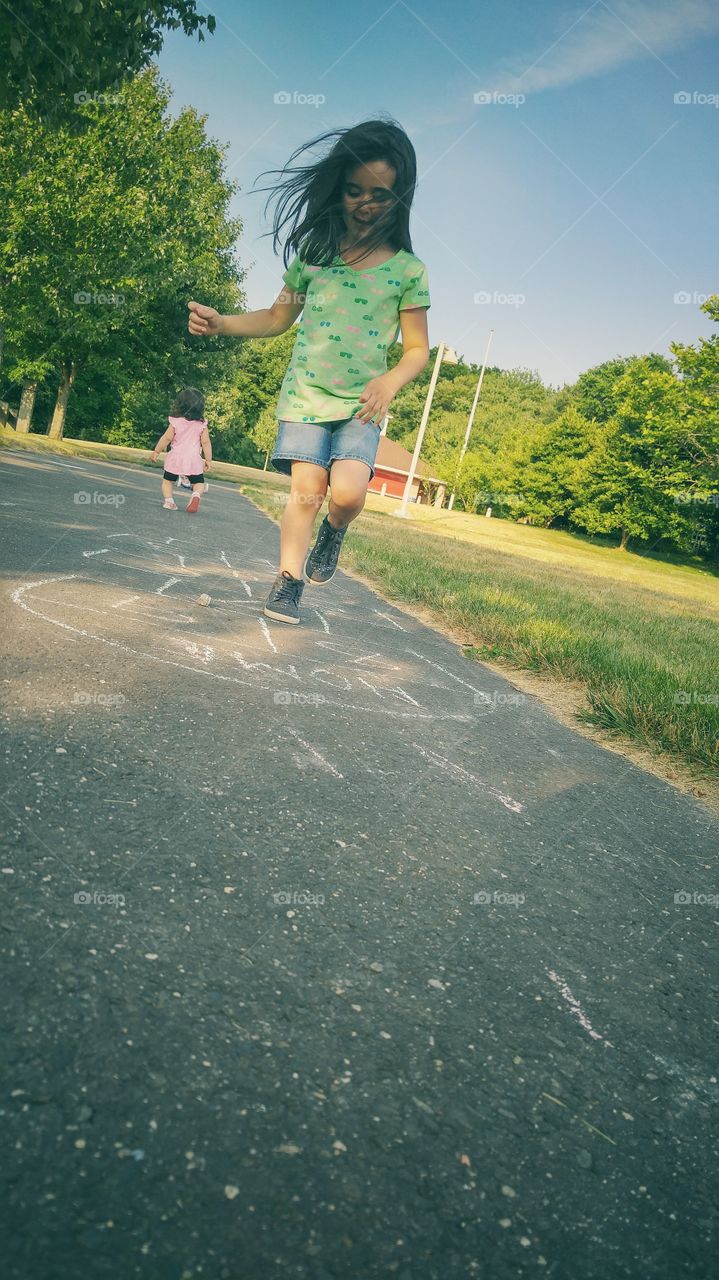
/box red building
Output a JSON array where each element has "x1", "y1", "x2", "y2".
[{"x1": 368, "y1": 434, "x2": 447, "y2": 506}]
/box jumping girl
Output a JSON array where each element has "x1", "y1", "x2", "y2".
[
  {"x1": 187, "y1": 119, "x2": 431, "y2": 621},
  {"x1": 151, "y1": 387, "x2": 212, "y2": 514}
]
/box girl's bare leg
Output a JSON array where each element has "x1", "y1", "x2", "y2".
[
  {"x1": 279, "y1": 462, "x2": 328, "y2": 578},
  {"x1": 327, "y1": 459, "x2": 371, "y2": 528},
  {"x1": 161, "y1": 478, "x2": 175, "y2": 500}
]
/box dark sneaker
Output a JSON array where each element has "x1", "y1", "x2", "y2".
[
  {"x1": 263, "y1": 570, "x2": 304, "y2": 624},
  {"x1": 304, "y1": 516, "x2": 348, "y2": 585}
]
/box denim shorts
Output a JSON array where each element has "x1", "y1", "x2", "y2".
[{"x1": 271, "y1": 416, "x2": 382, "y2": 479}]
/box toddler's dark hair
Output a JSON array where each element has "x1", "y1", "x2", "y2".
[
  {"x1": 171, "y1": 387, "x2": 205, "y2": 420},
  {"x1": 253, "y1": 118, "x2": 417, "y2": 269}
]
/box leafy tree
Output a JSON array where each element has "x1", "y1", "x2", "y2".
[
  {"x1": 564, "y1": 353, "x2": 673, "y2": 423},
  {"x1": 248, "y1": 404, "x2": 281, "y2": 468},
  {"x1": 509, "y1": 407, "x2": 601, "y2": 527},
  {"x1": 0, "y1": 68, "x2": 243, "y2": 441},
  {"x1": 1, "y1": 2, "x2": 215, "y2": 127},
  {"x1": 669, "y1": 295, "x2": 719, "y2": 557},
  {"x1": 571, "y1": 359, "x2": 694, "y2": 550}
]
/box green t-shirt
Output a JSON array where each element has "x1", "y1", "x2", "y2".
[{"x1": 276, "y1": 248, "x2": 431, "y2": 423}]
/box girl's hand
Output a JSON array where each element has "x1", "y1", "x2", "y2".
[
  {"x1": 357, "y1": 374, "x2": 397, "y2": 425},
  {"x1": 150, "y1": 450, "x2": 159, "y2": 462},
  {"x1": 203, "y1": 458, "x2": 210, "y2": 472},
  {"x1": 188, "y1": 301, "x2": 223, "y2": 336}
]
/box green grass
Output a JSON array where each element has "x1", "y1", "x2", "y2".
[{"x1": 241, "y1": 481, "x2": 719, "y2": 775}]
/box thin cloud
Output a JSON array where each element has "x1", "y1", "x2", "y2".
[{"x1": 489, "y1": 0, "x2": 719, "y2": 94}]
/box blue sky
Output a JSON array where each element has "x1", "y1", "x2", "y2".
[{"x1": 157, "y1": 0, "x2": 718, "y2": 386}]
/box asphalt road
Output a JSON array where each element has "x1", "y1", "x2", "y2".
[{"x1": 1, "y1": 448, "x2": 717, "y2": 1280}]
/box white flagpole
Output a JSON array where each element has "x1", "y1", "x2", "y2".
[
  {"x1": 394, "y1": 342, "x2": 458, "y2": 519},
  {"x1": 447, "y1": 329, "x2": 494, "y2": 512}
]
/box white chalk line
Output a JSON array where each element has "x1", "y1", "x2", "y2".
[
  {"x1": 406, "y1": 648, "x2": 495, "y2": 709},
  {"x1": 547, "y1": 971, "x2": 613, "y2": 1048},
  {"x1": 284, "y1": 726, "x2": 343, "y2": 778},
  {"x1": 258, "y1": 618, "x2": 277, "y2": 653},
  {"x1": 111, "y1": 595, "x2": 141, "y2": 608},
  {"x1": 313, "y1": 609, "x2": 330, "y2": 634},
  {"x1": 373, "y1": 609, "x2": 406, "y2": 630},
  {"x1": 155, "y1": 577, "x2": 180, "y2": 595},
  {"x1": 412, "y1": 743, "x2": 524, "y2": 814},
  {"x1": 356, "y1": 676, "x2": 383, "y2": 699},
  {"x1": 175, "y1": 639, "x2": 215, "y2": 664},
  {"x1": 108, "y1": 562, "x2": 189, "y2": 576},
  {"x1": 314, "y1": 641, "x2": 400, "y2": 672},
  {"x1": 10, "y1": 578, "x2": 458, "y2": 719},
  {"x1": 33, "y1": 594, "x2": 195, "y2": 626},
  {"x1": 82, "y1": 548, "x2": 110, "y2": 558}
]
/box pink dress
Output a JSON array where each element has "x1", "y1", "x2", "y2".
[{"x1": 165, "y1": 416, "x2": 207, "y2": 475}]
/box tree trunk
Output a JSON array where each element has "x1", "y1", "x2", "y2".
[
  {"x1": 16, "y1": 382, "x2": 37, "y2": 433},
  {"x1": 618, "y1": 528, "x2": 630, "y2": 550},
  {"x1": 47, "y1": 362, "x2": 75, "y2": 439},
  {"x1": 263, "y1": 451, "x2": 269, "y2": 470}
]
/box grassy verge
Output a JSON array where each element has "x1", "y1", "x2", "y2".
[{"x1": 240, "y1": 480, "x2": 719, "y2": 776}]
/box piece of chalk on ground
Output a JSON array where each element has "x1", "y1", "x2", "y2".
[{"x1": 196, "y1": 594, "x2": 211, "y2": 606}]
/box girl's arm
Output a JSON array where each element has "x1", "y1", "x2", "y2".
[
  {"x1": 188, "y1": 287, "x2": 306, "y2": 339},
  {"x1": 357, "y1": 308, "x2": 430, "y2": 424},
  {"x1": 384, "y1": 308, "x2": 431, "y2": 392},
  {"x1": 200, "y1": 427, "x2": 212, "y2": 469},
  {"x1": 150, "y1": 424, "x2": 174, "y2": 460}
]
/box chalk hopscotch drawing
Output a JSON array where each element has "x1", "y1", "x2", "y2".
[
  {"x1": 10, "y1": 528, "x2": 525, "y2": 770},
  {"x1": 12, "y1": 573, "x2": 473, "y2": 721}
]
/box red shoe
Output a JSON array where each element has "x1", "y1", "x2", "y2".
[{"x1": 187, "y1": 495, "x2": 201, "y2": 514}]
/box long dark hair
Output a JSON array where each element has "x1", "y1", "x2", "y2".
[
  {"x1": 253, "y1": 118, "x2": 417, "y2": 269},
  {"x1": 171, "y1": 387, "x2": 205, "y2": 420}
]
